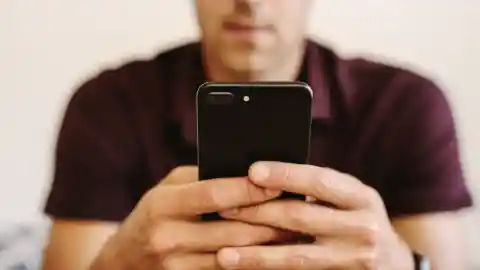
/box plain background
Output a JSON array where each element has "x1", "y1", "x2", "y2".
[{"x1": 1, "y1": 0, "x2": 479, "y2": 267}]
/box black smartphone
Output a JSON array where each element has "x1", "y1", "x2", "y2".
[{"x1": 196, "y1": 82, "x2": 313, "y2": 221}]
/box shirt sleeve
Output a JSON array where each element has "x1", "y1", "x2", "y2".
[
  {"x1": 44, "y1": 71, "x2": 143, "y2": 222},
  {"x1": 382, "y1": 77, "x2": 473, "y2": 218}
]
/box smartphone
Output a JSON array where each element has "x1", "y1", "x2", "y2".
[{"x1": 196, "y1": 82, "x2": 313, "y2": 220}]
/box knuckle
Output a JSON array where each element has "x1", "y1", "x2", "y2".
[
  {"x1": 355, "y1": 249, "x2": 378, "y2": 270},
  {"x1": 139, "y1": 188, "x2": 161, "y2": 220},
  {"x1": 205, "y1": 184, "x2": 224, "y2": 208},
  {"x1": 309, "y1": 176, "x2": 327, "y2": 195},
  {"x1": 284, "y1": 202, "x2": 310, "y2": 229},
  {"x1": 168, "y1": 166, "x2": 184, "y2": 178},
  {"x1": 362, "y1": 226, "x2": 379, "y2": 247},
  {"x1": 321, "y1": 167, "x2": 339, "y2": 180},
  {"x1": 161, "y1": 254, "x2": 190, "y2": 270},
  {"x1": 162, "y1": 167, "x2": 183, "y2": 185},
  {"x1": 365, "y1": 186, "x2": 383, "y2": 208},
  {"x1": 312, "y1": 167, "x2": 335, "y2": 191},
  {"x1": 321, "y1": 166, "x2": 338, "y2": 176},
  {"x1": 161, "y1": 255, "x2": 177, "y2": 270},
  {"x1": 141, "y1": 186, "x2": 171, "y2": 218},
  {"x1": 163, "y1": 166, "x2": 197, "y2": 185},
  {"x1": 281, "y1": 163, "x2": 294, "y2": 181},
  {"x1": 140, "y1": 187, "x2": 157, "y2": 208},
  {"x1": 357, "y1": 214, "x2": 380, "y2": 247},
  {"x1": 147, "y1": 222, "x2": 178, "y2": 255}
]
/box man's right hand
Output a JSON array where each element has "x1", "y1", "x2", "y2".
[{"x1": 90, "y1": 166, "x2": 290, "y2": 270}]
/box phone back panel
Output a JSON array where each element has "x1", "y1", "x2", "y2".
[{"x1": 196, "y1": 82, "x2": 312, "y2": 218}]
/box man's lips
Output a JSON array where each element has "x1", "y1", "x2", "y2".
[{"x1": 223, "y1": 21, "x2": 272, "y2": 32}]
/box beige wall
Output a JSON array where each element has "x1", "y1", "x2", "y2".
[{"x1": 0, "y1": 0, "x2": 478, "y2": 266}]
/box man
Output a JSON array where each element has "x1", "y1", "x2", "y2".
[{"x1": 42, "y1": 0, "x2": 473, "y2": 269}]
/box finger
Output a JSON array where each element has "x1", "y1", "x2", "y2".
[
  {"x1": 161, "y1": 166, "x2": 199, "y2": 185},
  {"x1": 249, "y1": 162, "x2": 380, "y2": 210},
  {"x1": 221, "y1": 200, "x2": 377, "y2": 241},
  {"x1": 162, "y1": 253, "x2": 222, "y2": 270},
  {"x1": 149, "y1": 177, "x2": 281, "y2": 217},
  {"x1": 217, "y1": 245, "x2": 369, "y2": 270},
  {"x1": 149, "y1": 220, "x2": 296, "y2": 253}
]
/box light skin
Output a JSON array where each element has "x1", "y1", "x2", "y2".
[
  {"x1": 217, "y1": 162, "x2": 411, "y2": 270},
  {"x1": 42, "y1": 0, "x2": 469, "y2": 269},
  {"x1": 196, "y1": 0, "x2": 311, "y2": 81},
  {"x1": 44, "y1": 164, "x2": 467, "y2": 270}
]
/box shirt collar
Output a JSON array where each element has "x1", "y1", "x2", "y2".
[{"x1": 299, "y1": 40, "x2": 332, "y2": 120}]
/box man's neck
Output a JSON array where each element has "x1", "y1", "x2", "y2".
[{"x1": 202, "y1": 40, "x2": 307, "y2": 82}]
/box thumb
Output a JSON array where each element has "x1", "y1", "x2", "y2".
[{"x1": 161, "y1": 166, "x2": 199, "y2": 186}]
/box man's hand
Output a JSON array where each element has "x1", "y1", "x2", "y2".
[
  {"x1": 217, "y1": 162, "x2": 415, "y2": 270},
  {"x1": 90, "y1": 166, "x2": 293, "y2": 270}
]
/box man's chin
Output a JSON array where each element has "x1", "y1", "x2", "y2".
[{"x1": 221, "y1": 53, "x2": 270, "y2": 79}]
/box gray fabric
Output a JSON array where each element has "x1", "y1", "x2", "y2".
[{"x1": 0, "y1": 219, "x2": 49, "y2": 270}]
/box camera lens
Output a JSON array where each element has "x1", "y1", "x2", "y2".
[{"x1": 207, "y1": 92, "x2": 234, "y2": 105}]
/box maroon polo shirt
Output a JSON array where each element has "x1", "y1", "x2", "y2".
[{"x1": 44, "y1": 40, "x2": 473, "y2": 221}]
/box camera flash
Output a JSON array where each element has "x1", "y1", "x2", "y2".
[{"x1": 243, "y1": 95, "x2": 250, "y2": 102}]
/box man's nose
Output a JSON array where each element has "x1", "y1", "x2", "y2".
[
  {"x1": 234, "y1": 0, "x2": 265, "y2": 15},
  {"x1": 235, "y1": 0, "x2": 263, "y2": 8},
  {"x1": 237, "y1": 0, "x2": 262, "y2": 4}
]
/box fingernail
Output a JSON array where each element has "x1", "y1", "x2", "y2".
[
  {"x1": 250, "y1": 163, "x2": 270, "y2": 182},
  {"x1": 218, "y1": 248, "x2": 240, "y2": 269}
]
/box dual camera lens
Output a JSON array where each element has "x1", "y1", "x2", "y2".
[{"x1": 207, "y1": 92, "x2": 249, "y2": 105}]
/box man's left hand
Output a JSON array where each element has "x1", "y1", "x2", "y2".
[{"x1": 217, "y1": 162, "x2": 414, "y2": 270}]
